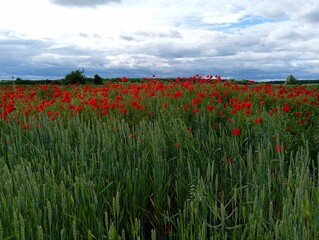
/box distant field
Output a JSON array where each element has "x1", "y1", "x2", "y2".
[
  {"x1": 0, "y1": 77, "x2": 319, "y2": 85},
  {"x1": 1, "y1": 77, "x2": 319, "y2": 239}
]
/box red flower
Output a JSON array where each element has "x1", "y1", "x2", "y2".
[
  {"x1": 166, "y1": 225, "x2": 171, "y2": 235},
  {"x1": 192, "y1": 97, "x2": 201, "y2": 106},
  {"x1": 172, "y1": 91, "x2": 182, "y2": 98},
  {"x1": 275, "y1": 144, "x2": 283, "y2": 152},
  {"x1": 282, "y1": 104, "x2": 291, "y2": 113},
  {"x1": 306, "y1": 111, "x2": 311, "y2": 115},
  {"x1": 197, "y1": 91, "x2": 206, "y2": 98},
  {"x1": 207, "y1": 105, "x2": 214, "y2": 111},
  {"x1": 254, "y1": 117, "x2": 263, "y2": 124},
  {"x1": 232, "y1": 128, "x2": 240, "y2": 136},
  {"x1": 122, "y1": 76, "x2": 127, "y2": 82},
  {"x1": 115, "y1": 95, "x2": 123, "y2": 101},
  {"x1": 22, "y1": 122, "x2": 31, "y2": 129}
]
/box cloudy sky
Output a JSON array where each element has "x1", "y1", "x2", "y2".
[{"x1": 0, "y1": 0, "x2": 319, "y2": 80}]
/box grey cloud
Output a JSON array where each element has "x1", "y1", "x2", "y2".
[
  {"x1": 120, "y1": 30, "x2": 182, "y2": 41},
  {"x1": 0, "y1": 35, "x2": 104, "y2": 79},
  {"x1": 119, "y1": 34, "x2": 135, "y2": 41},
  {"x1": 79, "y1": 32, "x2": 101, "y2": 38},
  {"x1": 135, "y1": 30, "x2": 182, "y2": 39},
  {"x1": 300, "y1": 8, "x2": 319, "y2": 23},
  {"x1": 51, "y1": 0, "x2": 120, "y2": 7}
]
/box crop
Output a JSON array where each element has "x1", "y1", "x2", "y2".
[{"x1": 0, "y1": 76, "x2": 319, "y2": 239}]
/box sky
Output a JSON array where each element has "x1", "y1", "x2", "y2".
[{"x1": 0, "y1": 0, "x2": 319, "y2": 81}]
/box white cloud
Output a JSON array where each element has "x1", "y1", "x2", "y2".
[{"x1": 0, "y1": 0, "x2": 319, "y2": 80}]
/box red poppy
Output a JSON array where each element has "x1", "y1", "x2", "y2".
[
  {"x1": 172, "y1": 91, "x2": 182, "y2": 98},
  {"x1": 285, "y1": 179, "x2": 289, "y2": 187},
  {"x1": 232, "y1": 128, "x2": 240, "y2": 136},
  {"x1": 254, "y1": 118, "x2": 263, "y2": 124},
  {"x1": 207, "y1": 105, "x2": 214, "y2": 111},
  {"x1": 166, "y1": 225, "x2": 171, "y2": 235},
  {"x1": 226, "y1": 157, "x2": 233, "y2": 164},
  {"x1": 192, "y1": 97, "x2": 201, "y2": 106},
  {"x1": 282, "y1": 104, "x2": 291, "y2": 113},
  {"x1": 275, "y1": 144, "x2": 282, "y2": 152},
  {"x1": 197, "y1": 91, "x2": 205, "y2": 98}
]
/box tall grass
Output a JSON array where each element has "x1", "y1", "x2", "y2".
[{"x1": 0, "y1": 80, "x2": 319, "y2": 239}]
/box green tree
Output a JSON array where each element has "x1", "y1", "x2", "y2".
[
  {"x1": 285, "y1": 75, "x2": 297, "y2": 85},
  {"x1": 93, "y1": 74, "x2": 103, "y2": 85},
  {"x1": 63, "y1": 69, "x2": 87, "y2": 85}
]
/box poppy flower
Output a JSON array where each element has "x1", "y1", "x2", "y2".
[
  {"x1": 275, "y1": 144, "x2": 283, "y2": 152},
  {"x1": 166, "y1": 225, "x2": 171, "y2": 235},
  {"x1": 254, "y1": 118, "x2": 263, "y2": 124},
  {"x1": 192, "y1": 98, "x2": 201, "y2": 106},
  {"x1": 226, "y1": 157, "x2": 233, "y2": 164},
  {"x1": 207, "y1": 105, "x2": 214, "y2": 111},
  {"x1": 232, "y1": 128, "x2": 240, "y2": 136},
  {"x1": 282, "y1": 104, "x2": 291, "y2": 113}
]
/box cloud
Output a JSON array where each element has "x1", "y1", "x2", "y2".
[
  {"x1": 1, "y1": 0, "x2": 319, "y2": 80},
  {"x1": 51, "y1": 0, "x2": 120, "y2": 7},
  {"x1": 299, "y1": 8, "x2": 319, "y2": 24},
  {"x1": 119, "y1": 30, "x2": 182, "y2": 42}
]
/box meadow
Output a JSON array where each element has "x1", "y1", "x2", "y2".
[{"x1": 0, "y1": 76, "x2": 319, "y2": 239}]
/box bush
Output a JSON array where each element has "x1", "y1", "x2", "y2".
[
  {"x1": 63, "y1": 69, "x2": 87, "y2": 85},
  {"x1": 285, "y1": 75, "x2": 297, "y2": 85}
]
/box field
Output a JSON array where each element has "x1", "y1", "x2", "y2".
[{"x1": 1, "y1": 76, "x2": 319, "y2": 239}]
